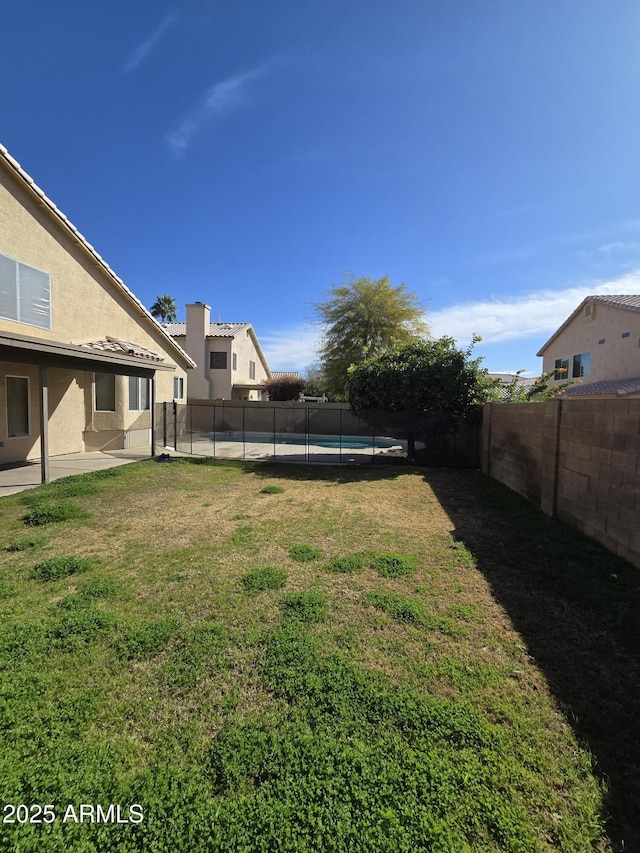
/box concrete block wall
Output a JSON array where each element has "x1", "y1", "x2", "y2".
[{"x1": 482, "y1": 399, "x2": 640, "y2": 569}]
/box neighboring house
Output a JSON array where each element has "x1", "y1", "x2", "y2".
[
  {"x1": 166, "y1": 303, "x2": 271, "y2": 401},
  {"x1": 487, "y1": 372, "x2": 538, "y2": 400},
  {"x1": 537, "y1": 295, "x2": 640, "y2": 398},
  {"x1": 0, "y1": 144, "x2": 195, "y2": 478}
]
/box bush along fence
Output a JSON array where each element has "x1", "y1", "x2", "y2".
[
  {"x1": 481, "y1": 397, "x2": 640, "y2": 569},
  {"x1": 158, "y1": 401, "x2": 480, "y2": 467}
]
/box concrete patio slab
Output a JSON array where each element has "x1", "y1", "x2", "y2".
[{"x1": 0, "y1": 450, "x2": 153, "y2": 498}]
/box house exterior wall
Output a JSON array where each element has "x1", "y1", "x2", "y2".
[
  {"x1": 0, "y1": 155, "x2": 190, "y2": 463},
  {"x1": 481, "y1": 399, "x2": 640, "y2": 570},
  {"x1": 540, "y1": 303, "x2": 640, "y2": 385},
  {"x1": 177, "y1": 303, "x2": 270, "y2": 402}
]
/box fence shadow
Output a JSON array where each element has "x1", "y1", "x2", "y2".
[{"x1": 426, "y1": 469, "x2": 640, "y2": 851}]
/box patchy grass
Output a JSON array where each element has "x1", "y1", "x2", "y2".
[
  {"x1": 0, "y1": 458, "x2": 636, "y2": 851},
  {"x1": 289, "y1": 543, "x2": 322, "y2": 562},
  {"x1": 31, "y1": 555, "x2": 92, "y2": 581},
  {"x1": 4, "y1": 534, "x2": 48, "y2": 552},
  {"x1": 242, "y1": 566, "x2": 288, "y2": 592},
  {"x1": 23, "y1": 501, "x2": 92, "y2": 526}
]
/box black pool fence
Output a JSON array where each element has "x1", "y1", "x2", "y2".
[{"x1": 158, "y1": 400, "x2": 480, "y2": 467}]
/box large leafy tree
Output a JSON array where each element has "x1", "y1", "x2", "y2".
[
  {"x1": 346, "y1": 336, "x2": 493, "y2": 417},
  {"x1": 314, "y1": 275, "x2": 429, "y2": 400},
  {"x1": 150, "y1": 294, "x2": 178, "y2": 323}
]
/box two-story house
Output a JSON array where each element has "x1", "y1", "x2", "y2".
[
  {"x1": 0, "y1": 144, "x2": 195, "y2": 480},
  {"x1": 537, "y1": 295, "x2": 640, "y2": 397},
  {"x1": 166, "y1": 302, "x2": 271, "y2": 401}
]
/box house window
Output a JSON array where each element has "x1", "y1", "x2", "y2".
[
  {"x1": 94, "y1": 373, "x2": 116, "y2": 411},
  {"x1": 572, "y1": 352, "x2": 591, "y2": 378},
  {"x1": 128, "y1": 376, "x2": 150, "y2": 410},
  {"x1": 210, "y1": 351, "x2": 227, "y2": 370},
  {"x1": 598, "y1": 339, "x2": 606, "y2": 345},
  {"x1": 6, "y1": 376, "x2": 30, "y2": 438},
  {"x1": 0, "y1": 251, "x2": 51, "y2": 330},
  {"x1": 173, "y1": 376, "x2": 184, "y2": 399},
  {"x1": 622, "y1": 331, "x2": 631, "y2": 339},
  {"x1": 249, "y1": 360, "x2": 256, "y2": 380},
  {"x1": 554, "y1": 357, "x2": 569, "y2": 380},
  {"x1": 232, "y1": 352, "x2": 237, "y2": 371}
]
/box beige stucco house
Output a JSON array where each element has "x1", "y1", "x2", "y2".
[
  {"x1": 0, "y1": 144, "x2": 195, "y2": 479},
  {"x1": 166, "y1": 303, "x2": 271, "y2": 401},
  {"x1": 537, "y1": 295, "x2": 640, "y2": 398}
]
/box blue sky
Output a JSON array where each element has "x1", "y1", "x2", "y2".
[{"x1": 4, "y1": 1, "x2": 640, "y2": 375}]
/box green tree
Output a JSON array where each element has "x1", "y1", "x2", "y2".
[
  {"x1": 314, "y1": 275, "x2": 429, "y2": 400},
  {"x1": 150, "y1": 294, "x2": 178, "y2": 323},
  {"x1": 346, "y1": 336, "x2": 492, "y2": 417}
]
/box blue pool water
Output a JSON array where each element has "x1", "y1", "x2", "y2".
[{"x1": 201, "y1": 432, "x2": 404, "y2": 450}]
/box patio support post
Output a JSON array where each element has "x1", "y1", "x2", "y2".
[
  {"x1": 39, "y1": 364, "x2": 49, "y2": 483},
  {"x1": 150, "y1": 376, "x2": 157, "y2": 457}
]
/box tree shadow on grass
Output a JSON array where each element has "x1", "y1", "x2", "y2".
[
  {"x1": 425, "y1": 469, "x2": 640, "y2": 852},
  {"x1": 249, "y1": 459, "x2": 640, "y2": 848}
]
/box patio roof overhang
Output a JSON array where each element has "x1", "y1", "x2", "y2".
[
  {"x1": 0, "y1": 329, "x2": 173, "y2": 483},
  {"x1": 0, "y1": 329, "x2": 175, "y2": 378}
]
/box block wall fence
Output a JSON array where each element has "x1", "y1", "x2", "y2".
[{"x1": 481, "y1": 398, "x2": 640, "y2": 569}]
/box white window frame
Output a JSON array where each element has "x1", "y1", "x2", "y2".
[
  {"x1": 128, "y1": 376, "x2": 150, "y2": 411},
  {"x1": 94, "y1": 373, "x2": 116, "y2": 412},
  {"x1": 173, "y1": 376, "x2": 184, "y2": 400},
  {"x1": 0, "y1": 251, "x2": 52, "y2": 330},
  {"x1": 249, "y1": 360, "x2": 256, "y2": 380},
  {"x1": 6, "y1": 375, "x2": 30, "y2": 438}
]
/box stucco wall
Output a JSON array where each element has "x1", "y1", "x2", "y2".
[
  {"x1": 541, "y1": 303, "x2": 640, "y2": 384},
  {"x1": 1, "y1": 159, "x2": 190, "y2": 461},
  {"x1": 482, "y1": 399, "x2": 640, "y2": 569}
]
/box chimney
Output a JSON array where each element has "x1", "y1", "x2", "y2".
[{"x1": 185, "y1": 302, "x2": 211, "y2": 399}]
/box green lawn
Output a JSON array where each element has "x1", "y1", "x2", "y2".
[{"x1": 0, "y1": 458, "x2": 638, "y2": 852}]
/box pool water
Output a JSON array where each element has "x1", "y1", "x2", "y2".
[{"x1": 201, "y1": 432, "x2": 404, "y2": 450}]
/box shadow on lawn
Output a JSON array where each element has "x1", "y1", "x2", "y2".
[
  {"x1": 425, "y1": 469, "x2": 640, "y2": 852},
  {"x1": 251, "y1": 460, "x2": 640, "y2": 850}
]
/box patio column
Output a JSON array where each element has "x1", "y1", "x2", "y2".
[
  {"x1": 39, "y1": 364, "x2": 49, "y2": 483},
  {"x1": 150, "y1": 375, "x2": 156, "y2": 457}
]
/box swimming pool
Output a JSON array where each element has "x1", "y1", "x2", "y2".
[{"x1": 199, "y1": 431, "x2": 405, "y2": 451}]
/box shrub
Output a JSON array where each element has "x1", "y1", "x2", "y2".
[
  {"x1": 116, "y1": 616, "x2": 180, "y2": 659},
  {"x1": 260, "y1": 485, "x2": 285, "y2": 495},
  {"x1": 264, "y1": 376, "x2": 306, "y2": 401},
  {"x1": 23, "y1": 502, "x2": 91, "y2": 526},
  {"x1": 31, "y1": 556, "x2": 92, "y2": 581},
  {"x1": 243, "y1": 567, "x2": 288, "y2": 592},
  {"x1": 289, "y1": 544, "x2": 322, "y2": 563},
  {"x1": 4, "y1": 535, "x2": 47, "y2": 552},
  {"x1": 279, "y1": 590, "x2": 327, "y2": 623},
  {"x1": 371, "y1": 552, "x2": 418, "y2": 578}
]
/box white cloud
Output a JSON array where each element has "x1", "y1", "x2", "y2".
[
  {"x1": 166, "y1": 66, "x2": 267, "y2": 154},
  {"x1": 428, "y1": 269, "x2": 640, "y2": 348},
  {"x1": 260, "y1": 325, "x2": 321, "y2": 372},
  {"x1": 124, "y1": 15, "x2": 176, "y2": 73}
]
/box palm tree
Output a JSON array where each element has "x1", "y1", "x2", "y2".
[{"x1": 150, "y1": 294, "x2": 178, "y2": 324}]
